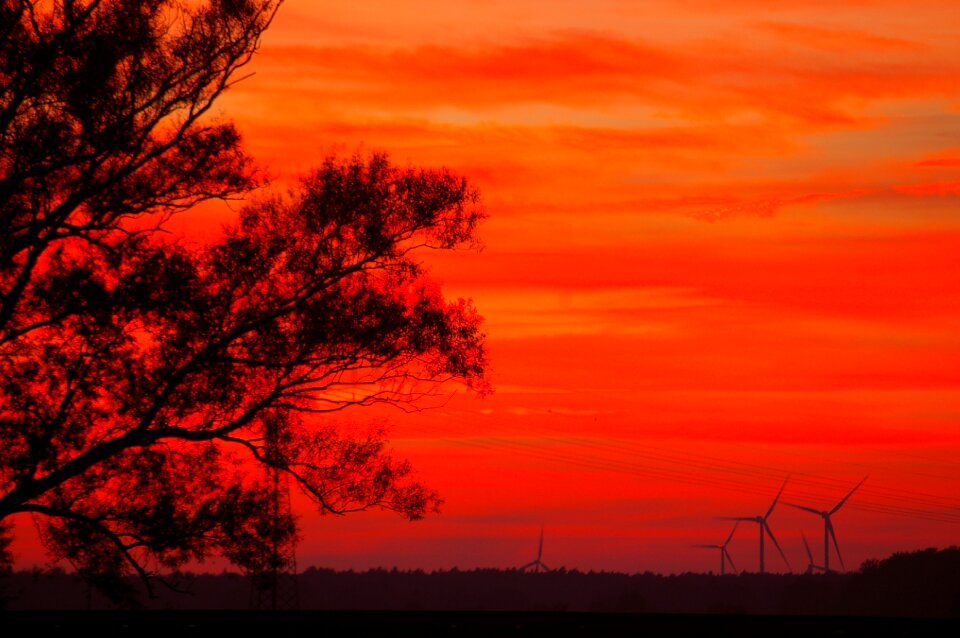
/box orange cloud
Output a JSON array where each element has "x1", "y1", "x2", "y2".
[
  {"x1": 915, "y1": 156, "x2": 960, "y2": 168},
  {"x1": 237, "y1": 28, "x2": 959, "y2": 126},
  {"x1": 755, "y1": 21, "x2": 921, "y2": 51},
  {"x1": 692, "y1": 189, "x2": 876, "y2": 221},
  {"x1": 896, "y1": 181, "x2": 960, "y2": 196}
]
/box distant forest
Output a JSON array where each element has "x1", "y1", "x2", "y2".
[{"x1": 4, "y1": 546, "x2": 959, "y2": 617}]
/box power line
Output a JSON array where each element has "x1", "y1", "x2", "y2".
[{"x1": 445, "y1": 433, "x2": 960, "y2": 525}]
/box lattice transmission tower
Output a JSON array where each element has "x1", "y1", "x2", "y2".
[{"x1": 248, "y1": 418, "x2": 300, "y2": 610}]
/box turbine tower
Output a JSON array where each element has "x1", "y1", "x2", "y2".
[
  {"x1": 786, "y1": 477, "x2": 867, "y2": 573},
  {"x1": 801, "y1": 530, "x2": 826, "y2": 575},
  {"x1": 520, "y1": 527, "x2": 551, "y2": 573},
  {"x1": 693, "y1": 521, "x2": 739, "y2": 575},
  {"x1": 722, "y1": 477, "x2": 791, "y2": 574}
]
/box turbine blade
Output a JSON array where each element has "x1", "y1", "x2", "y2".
[
  {"x1": 828, "y1": 520, "x2": 845, "y2": 571},
  {"x1": 830, "y1": 476, "x2": 868, "y2": 515},
  {"x1": 801, "y1": 531, "x2": 813, "y2": 563},
  {"x1": 520, "y1": 561, "x2": 536, "y2": 570},
  {"x1": 764, "y1": 521, "x2": 792, "y2": 572},
  {"x1": 693, "y1": 544, "x2": 722, "y2": 549},
  {"x1": 719, "y1": 516, "x2": 756, "y2": 522},
  {"x1": 538, "y1": 527, "x2": 544, "y2": 560},
  {"x1": 786, "y1": 503, "x2": 823, "y2": 516},
  {"x1": 723, "y1": 548, "x2": 737, "y2": 572},
  {"x1": 724, "y1": 521, "x2": 739, "y2": 546},
  {"x1": 540, "y1": 562, "x2": 550, "y2": 572},
  {"x1": 765, "y1": 476, "x2": 790, "y2": 519}
]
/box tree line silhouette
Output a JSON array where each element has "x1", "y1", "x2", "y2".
[{"x1": 4, "y1": 546, "x2": 959, "y2": 617}]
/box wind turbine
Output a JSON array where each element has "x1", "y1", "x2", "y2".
[
  {"x1": 520, "y1": 527, "x2": 551, "y2": 573},
  {"x1": 722, "y1": 477, "x2": 792, "y2": 574},
  {"x1": 801, "y1": 530, "x2": 825, "y2": 575},
  {"x1": 786, "y1": 476, "x2": 867, "y2": 573},
  {"x1": 693, "y1": 521, "x2": 739, "y2": 575}
]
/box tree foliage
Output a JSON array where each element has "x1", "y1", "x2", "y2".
[{"x1": 0, "y1": 1, "x2": 489, "y2": 599}]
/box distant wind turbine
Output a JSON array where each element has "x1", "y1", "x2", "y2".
[
  {"x1": 520, "y1": 527, "x2": 551, "y2": 573},
  {"x1": 721, "y1": 477, "x2": 792, "y2": 574},
  {"x1": 801, "y1": 530, "x2": 825, "y2": 575},
  {"x1": 786, "y1": 477, "x2": 867, "y2": 573},
  {"x1": 693, "y1": 521, "x2": 739, "y2": 575}
]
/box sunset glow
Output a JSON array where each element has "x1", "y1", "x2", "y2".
[
  {"x1": 210, "y1": 0, "x2": 960, "y2": 574},
  {"x1": 18, "y1": 0, "x2": 960, "y2": 576}
]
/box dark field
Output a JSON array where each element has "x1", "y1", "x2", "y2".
[{"x1": 1, "y1": 609, "x2": 954, "y2": 638}]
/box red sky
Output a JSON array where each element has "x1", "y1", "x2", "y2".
[
  {"x1": 20, "y1": 1, "x2": 960, "y2": 576},
  {"x1": 221, "y1": 0, "x2": 960, "y2": 575}
]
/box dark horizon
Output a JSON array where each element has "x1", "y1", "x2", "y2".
[{"x1": 5, "y1": 545, "x2": 960, "y2": 618}]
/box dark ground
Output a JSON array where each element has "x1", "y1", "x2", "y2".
[{"x1": 1, "y1": 610, "x2": 954, "y2": 638}]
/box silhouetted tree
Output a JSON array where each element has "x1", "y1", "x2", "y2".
[{"x1": 0, "y1": 0, "x2": 488, "y2": 601}]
